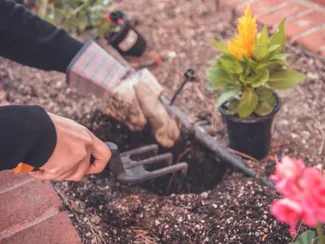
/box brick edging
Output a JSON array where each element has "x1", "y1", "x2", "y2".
[{"x1": 0, "y1": 172, "x2": 82, "y2": 243}]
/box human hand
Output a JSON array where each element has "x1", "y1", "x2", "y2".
[
  {"x1": 108, "y1": 68, "x2": 180, "y2": 148},
  {"x1": 66, "y1": 41, "x2": 180, "y2": 148},
  {"x1": 29, "y1": 113, "x2": 111, "y2": 181}
]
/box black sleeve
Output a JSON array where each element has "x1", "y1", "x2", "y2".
[
  {"x1": 0, "y1": 105, "x2": 57, "y2": 171},
  {"x1": 0, "y1": 0, "x2": 84, "y2": 73}
]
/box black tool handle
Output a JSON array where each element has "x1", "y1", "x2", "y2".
[{"x1": 90, "y1": 142, "x2": 120, "y2": 164}]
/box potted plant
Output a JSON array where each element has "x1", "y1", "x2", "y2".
[
  {"x1": 105, "y1": 9, "x2": 147, "y2": 57},
  {"x1": 205, "y1": 5, "x2": 306, "y2": 159}
]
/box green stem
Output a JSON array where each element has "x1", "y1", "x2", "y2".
[
  {"x1": 72, "y1": 2, "x2": 88, "y2": 15},
  {"x1": 317, "y1": 224, "x2": 325, "y2": 244}
]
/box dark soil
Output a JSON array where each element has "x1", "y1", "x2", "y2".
[
  {"x1": 1, "y1": 0, "x2": 325, "y2": 243},
  {"x1": 87, "y1": 111, "x2": 228, "y2": 196}
]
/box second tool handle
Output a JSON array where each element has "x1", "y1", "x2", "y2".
[{"x1": 90, "y1": 142, "x2": 124, "y2": 177}]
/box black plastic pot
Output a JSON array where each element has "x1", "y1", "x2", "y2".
[
  {"x1": 218, "y1": 93, "x2": 281, "y2": 160},
  {"x1": 106, "y1": 10, "x2": 146, "y2": 57}
]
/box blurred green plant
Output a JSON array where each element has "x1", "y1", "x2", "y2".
[{"x1": 37, "y1": 0, "x2": 112, "y2": 38}]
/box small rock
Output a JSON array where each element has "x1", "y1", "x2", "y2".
[
  {"x1": 91, "y1": 238, "x2": 97, "y2": 244},
  {"x1": 201, "y1": 192, "x2": 208, "y2": 199},
  {"x1": 155, "y1": 219, "x2": 160, "y2": 226},
  {"x1": 85, "y1": 232, "x2": 92, "y2": 237},
  {"x1": 90, "y1": 216, "x2": 101, "y2": 225},
  {"x1": 167, "y1": 51, "x2": 177, "y2": 58}
]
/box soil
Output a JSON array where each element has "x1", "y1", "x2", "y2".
[{"x1": 0, "y1": 0, "x2": 325, "y2": 243}]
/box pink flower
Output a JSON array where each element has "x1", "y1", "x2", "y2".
[
  {"x1": 270, "y1": 156, "x2": 305, "y2": 183},
  {"x1": 270, "y1": 156, "x2": 305, "y2": 199},
  {"x1": 269, "y1": 156, "x2": 325, "y2": 234},
  {"x1": 300, "y1": 168, "x2": 325, "y2": 225},
  {"x1": 270, "y1": 198, "x2": 303, "y2": 236},
  {"x1": 276, "y1": 178, "x2": 303, "y2": 200}
]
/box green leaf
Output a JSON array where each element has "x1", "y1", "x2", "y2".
[
  {"x1": 254, "y1": 25, "x2": 270, "y2": 61},
  {"x1": 242, "y1": 56, "x2": 257, "y2": 77},
  {"x1": 256, "y1": 62, "x2": 270, "y2": 70},
  {"x1": 205, "y1": 67, "x2": 236, "y2": 90},
  {"x1": 256, "y1": 87, "x2": 273, "y2": 100},
  {"x1": 269, "y1": 18, "x2": 286, "y2": 52},
  {"x1": 208, "y1": 56, "x2": 222, "y2": 66},
  {"x1": 269, "y1": 53, "x2": 290, "y2": 67},
  {"x1": 237, "y1": 88, "x2": 258, "y2": 118},
  {"x1": 268, "y1": 69, "x2": 306, "y2": 90},
  {"x1": 255, "y1": 87, "x2": 277, "y2": 116},
  {"x1": 268, "y1": 63, "x2": 284, "y2": 74},
  {"x1": 219, "y1": 55, "x2": 244, "y2": 74},
  {"x1": 209, "y1": 39, "x2": 229, "y2": 53},
  {"x1": 205, "y1": 82, "x2": 218, "y2": 91},
  {"x1": 271, "y1": 53, "x2": 289, "y2": 61},
  {"x1": 77, "y1": 14, "x2": 89, "y2": 32},
  {"x1": 252, "y1": 68, "x2": 270, "y2": 88},
  {"x1": 290, "y1": 230, "x2": 315, "y2": 244},
  {"x1": 217, "y1": 87, "x2": 241, "y2": 107},
  {"x1": 239, "y1": 74, "x2": 246, "y2": 82},
  {"x1": 269, "y1": 44, "x2": 281, "y2": 53},
  {"x1": 227, "y1": 99, "x2": 239, "y2": 115}
]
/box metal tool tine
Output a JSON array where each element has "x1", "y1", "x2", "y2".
[
  {"x1": 120, "y1": 144, "x2": 158, "y2": 157},
  {"x1": 117, "y1": 162, "x2": 188, "y2": 184},
  {"x1": 126, "y1": 153, "x2": 173, "y2": 169},
  {"x1": 140, "y1": 162, "x2": 188, "y2": 182}
]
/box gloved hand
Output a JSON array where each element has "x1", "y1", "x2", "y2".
[{"x1": 66, "y1": 41, "x2": 180, "y2": 148}]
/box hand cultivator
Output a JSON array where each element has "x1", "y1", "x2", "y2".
[{"x1": 102, "y1": 142, "x2": 188, "y2": 184}]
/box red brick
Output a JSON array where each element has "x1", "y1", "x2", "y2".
[
  {"x1": 237, "y1": 0, "x2": 287, "y2": 15},
  {"x1": 0, "y1": 180, "x2": 61, "y2": 239},
  {"x1": 311, "y1": 0, "x2": 325, "y2": 6},
  {"x1": 0, "y1": 212, "x2": 81, "y2": 244},
  {"x1": 296, "y1": 27, "x2": 325, "y2": 51},
  {"x1": 286, "y1": 11, "x2": 325, "y2": 37},
  {"x1": 258, "y1": 3, "x2": 309, "y2": 26},
  {"x1": 221, "y1": 0, "x2": 245, "y2": 8},
  {"x1": 0, "y1": 171, "x2": 34, "y2": 194}
]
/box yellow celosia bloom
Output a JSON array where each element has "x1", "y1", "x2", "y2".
[{"x1": 228, "y1": 5, "x2": 257, "y2": 60}]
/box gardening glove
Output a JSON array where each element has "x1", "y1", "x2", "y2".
[{"x1": 66, "y1": 40, "x2": 180, "y2": 148}]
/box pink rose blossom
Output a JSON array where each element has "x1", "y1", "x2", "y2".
[
  {"x1": 270, "y1": 156, "x2": 305, "y2": 183},
  {"x1": 270, "y1": 198, "x2": 302, "y2": 236},
  {"x1": 269, "y1": 156, "x2": 325, "y2": 235}
]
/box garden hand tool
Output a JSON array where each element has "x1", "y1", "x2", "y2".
[
  {"x1": 66, "y1": 40, "x2": 180, "y2": 148},
  {"x1": 100, "y1": 142, "x2": 188, "y2": 183},
  {"x1": 12, "y1": 142, "x2": 188, "y2": 184}
]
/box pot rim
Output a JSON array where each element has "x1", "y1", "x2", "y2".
[
  {"x1": 107, "y1": 9, "x2": 129, "y2": 43},
  {"x1": 218, "y1": 91, "x2": 281, "y2": 124}
]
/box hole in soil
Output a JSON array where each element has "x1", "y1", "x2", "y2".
[{"x1": 87, "y1": 110, "x2": 229, "y2": 196}]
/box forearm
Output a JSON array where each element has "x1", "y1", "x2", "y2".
[
  {"x1": 0, "y1": 105, "x2": 56, "y2": 171},
  {"x1": 0, "y1": 0, "x2": 83, "y2": 73}
]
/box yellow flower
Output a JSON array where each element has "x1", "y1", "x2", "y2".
[{"x1": 228, "y1": 5, "x2": 257, "y2": 59}]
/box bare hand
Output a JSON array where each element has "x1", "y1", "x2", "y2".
[{"x1": 29, "y1": 113, "x2": 111, "y2": 181}]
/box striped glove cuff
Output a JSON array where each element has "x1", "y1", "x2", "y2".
[{"x1": 66, "y1": 40, "x2": 131, "y2": 96}]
